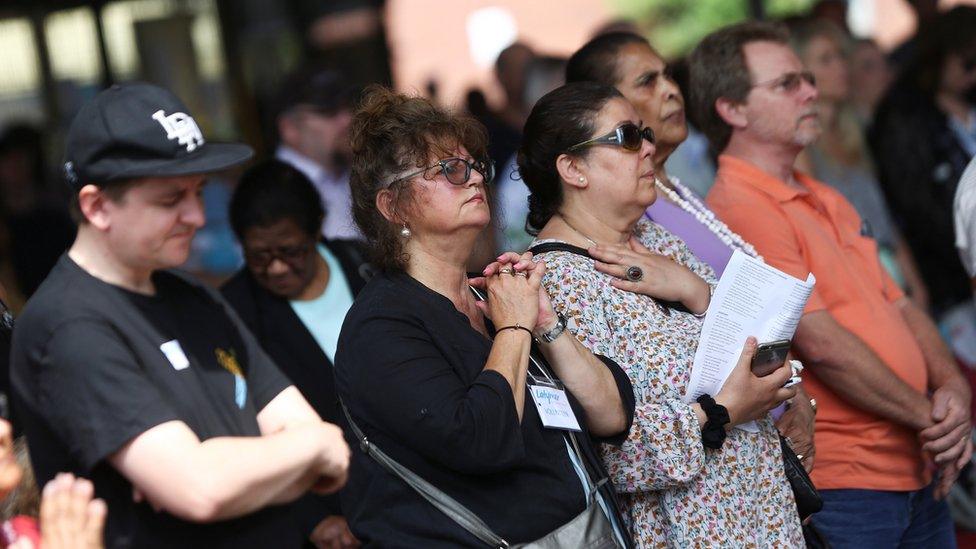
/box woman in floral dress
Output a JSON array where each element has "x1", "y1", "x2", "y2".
[{"x1": 517, "y1": 81, "x2": 804, "y2": 547}]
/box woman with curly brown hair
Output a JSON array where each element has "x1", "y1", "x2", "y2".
[{"x1": 332, "y1": 86, "x2": 636, "y2": 547}]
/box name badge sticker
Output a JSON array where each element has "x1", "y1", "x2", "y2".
[
  {"x1": 528, "y1": 384, "x2": 582, "y2": 432},
  {"x1": 160, "y1": 340, "x2": 190, "y2": 371}
]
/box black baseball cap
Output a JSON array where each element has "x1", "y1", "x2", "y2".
[
  {"x1": 63, "y1": 82, "x2": 253, "y2": 190},
  {"x1": 273, "y1": 68, "x2": 354, "y2": 119}
]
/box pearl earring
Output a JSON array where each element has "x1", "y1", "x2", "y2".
[
  {"x1": 578, "y1": 176, "x2": 585, "y2": 183},
  {"x1": 400, "y1": 225, "x2": 411, "y2": 238}
]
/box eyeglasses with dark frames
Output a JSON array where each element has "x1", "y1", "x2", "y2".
[
  {"x1": 386, "y1": 157, "x2": 495, "y2": 188},
  {"x1": 751, "y1": 71, "x2": 817, "y2": 93},
  {"x1": 567, "y1": 123, "x2": 656, "y2": 152},
  {"x1": 244, "y1": 241, "x2": 315, "y2": 270}
]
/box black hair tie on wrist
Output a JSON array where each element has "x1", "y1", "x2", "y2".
[
  {"x1": 697, "y1": 394, "x2": 730, "y2": 449},
  {"x1": 496, "y1": 324, "x2": 533, "y2": 337}
]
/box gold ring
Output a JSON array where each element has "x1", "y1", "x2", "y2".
[
  {"x1": 498, "y1": 268, "x2": 513, "y2": 275},
  {"x1": 515, "y1": 271, "x2": 527, "y2": 277}
]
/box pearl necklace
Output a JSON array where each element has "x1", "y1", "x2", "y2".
[{"x1": 653, "y1": 176, "x2": 762, "y2": 260}]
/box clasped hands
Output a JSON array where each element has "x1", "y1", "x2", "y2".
[
  {"x1": 920, "y1": 383, "x2": 973, "y2": 500},
  {"x1": 468, "y1": 251, "x2": 557, "y2": 335},
  {"x1": 588, "y1": 237, "x2": 710, "y2": 315}
]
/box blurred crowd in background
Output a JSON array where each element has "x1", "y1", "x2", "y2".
[{"x1": 0, "y1": 0, "x2": 973, "y2": 309}]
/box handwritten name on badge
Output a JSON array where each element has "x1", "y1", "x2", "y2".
[
  {"x1": 529, "y1": 385, "x2": 581, "y2": 431},
  {"x1": 160, "y1": 340, "x2": 190, "y2": 371}
]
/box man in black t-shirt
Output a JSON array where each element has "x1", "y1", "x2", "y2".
[{"x1": 10, "y1": 83, "x2": 350, "y2": 548}]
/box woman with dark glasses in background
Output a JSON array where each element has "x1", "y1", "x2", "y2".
[
  {"x1": 520, "y1": 81, "x2": 802, "y2": 546},
  {"x1": 221, "y1": 160, "x2": 371, "y2": 549},
  {"x1": 333, "y1": 86, "x2": 636, "y2": 547}
]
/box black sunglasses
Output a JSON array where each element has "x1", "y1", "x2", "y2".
[
  {"x1": 567, "y1": 123, "x2": 656, "y2": 152},
  {"x1": 386, "y1": 157, "x2": 495, "y2": 188},
  {"x1": 751, "y1": 71, "x2": 817, "y2": 93},
  {"x1": 244, "y1": 241, "x2": 315, "y2": 270}
]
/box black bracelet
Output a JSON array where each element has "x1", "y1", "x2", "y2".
[
  {"x1": 697, "y1": 394, "x2": 730, "y2": 450},
  {"x1": 496, "y1": 324, "x2": 533, "y2": 337}
]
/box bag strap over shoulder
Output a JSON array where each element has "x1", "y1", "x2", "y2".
[
  {"x1": 528, "y1": 241, "x2": 686, "y2": 316},
  {"x1": 528, "y1": 242, "x2": 591, "y2": 258},
  {"x1": 340, "y1": 401, "x2": 511, "y2": 548}
]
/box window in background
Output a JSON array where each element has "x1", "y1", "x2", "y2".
[
  {"x1": 191, "y1": 5, "x2": 225, "y2": 81},
  {"x1": 45, "y1": 7, "x2": 103, "y2": 86},
  {"x1": 0, "y1": 18, "x2": 43, "y2": 125},
  {"x1": 0, "y1": 19, "x2": 40, "y2": 95},
  {"x1": 101, "y1": 0, "x2": 224, "y2": 82}
]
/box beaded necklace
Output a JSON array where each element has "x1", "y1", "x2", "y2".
[{"x1": 652, "y1": 176, "x2": 763, "y2": 261}]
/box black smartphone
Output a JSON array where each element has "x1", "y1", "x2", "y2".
[{"x1": 751, "y1": 339, "x2": 791, "y2": 377}]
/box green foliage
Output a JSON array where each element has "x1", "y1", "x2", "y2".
[{"x1": 610, "y1": 0, "x2": 816, "y2": 58}]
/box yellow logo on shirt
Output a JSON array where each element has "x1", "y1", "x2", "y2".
[
  {"x1": 216, "y1": 348, "x2": 248, "y2": 409},
  {"x1": 215, "y1": 348, "x2": 242, "y2": 377}
]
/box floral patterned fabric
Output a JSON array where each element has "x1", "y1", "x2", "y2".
[{"x1": 534, "y1": 218, "x2": 803, "y2": 548}]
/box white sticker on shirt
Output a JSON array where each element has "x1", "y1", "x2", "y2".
[
  {"x1": 528, "y1": 384, "x2": 582, "y2": 432},
  {"x1": 160, "y1": 340, "x2": 190, "y2": 371}
]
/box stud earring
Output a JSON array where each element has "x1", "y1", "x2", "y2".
[
  {"x1": 400, "y1": 225, "x2": 411, "y2": 238},
  {"x1": 578, "y1": 176, "x2": 585, "y2": 183}
]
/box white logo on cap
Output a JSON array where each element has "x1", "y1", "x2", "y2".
[{"x1": 152, "y1": 109, "x2": 205, "y2": 152}]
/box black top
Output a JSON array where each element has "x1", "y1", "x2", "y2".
[
  {"x1": 220, "y1": 238, "x2": 370, "y2": 535},
  {"x1": 221, "y1": 239, "x2": 370, "y2": 423},
  {"x1": 11, "y1": 255, "x2": 301, "y2": 549},
  {"x1": 334, "y1": 271, "x2": 635, "y2": 548},
  {"x1": 869, "y1": 80, "x2": 973, "y2": 315}
]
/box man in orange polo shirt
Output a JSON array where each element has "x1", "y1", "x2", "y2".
[{"x1": 689, "y1": 21, "x2": 972, "y2": 546}]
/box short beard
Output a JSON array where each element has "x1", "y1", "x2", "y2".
[{"x1": 793, "y1": 119, "x2": 822, "y2": 147}]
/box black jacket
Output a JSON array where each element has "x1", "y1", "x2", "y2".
[
  {"x1": 220, "y1": 239, "x2": 371, "y2": 536},
  {"x1": 221, "y1": 239, "x2": 370, "y2": 423},
  {"x1": 869, "y1": 81, "x2": 974, "y2": 315}
]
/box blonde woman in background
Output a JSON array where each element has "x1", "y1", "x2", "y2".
[{"x1": 792, "y1": 19, "x2": 929, "y2": 309}]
